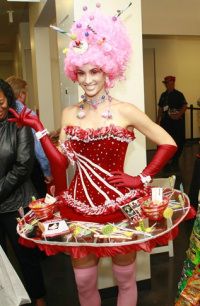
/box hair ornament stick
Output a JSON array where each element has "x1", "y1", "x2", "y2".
[
  {"x1": 64, "y1": 7, "x2": 132, "y2": 88},
  {"x1": 58, "y1": 14, "x2": 69, "y2": 26},
  {"x1": 49, "y1": 24, "x2": 71, "y2": 37},
  {"x1": 50, "y1": 2, "x2": 133, "y2": 39},
  {"x1": 49, "y1": 25, "x2": 77, "y2": 42},
  {"x1": 87, "y1": 25, "x2": 97, "y2": 35},
  {"x1": 115, "y1": 2, "x2": 133, "y2": 18}
]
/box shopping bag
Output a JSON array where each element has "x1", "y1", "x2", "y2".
[{"x1": 0, "y1": 245, "x2": 31, "y2": 306}]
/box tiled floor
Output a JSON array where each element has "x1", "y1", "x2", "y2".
[{"x1": 10, "y1": 141, "x2": 200, "y2": 306}]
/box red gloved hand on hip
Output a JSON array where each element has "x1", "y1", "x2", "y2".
[
  {"x1": 107, "y1": 172, "x2": 143, "y2": 189},
  {"x1": 108, "y1": 144, "x2": 177, "y2": 189}
]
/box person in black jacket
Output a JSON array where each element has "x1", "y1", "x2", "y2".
[
  {"x1": 6, "y1": 75, "x2": 53, "y2": 198},
  {"x1": 0, "y1": 79, "x2": 46, "y2": 306},
  {"x1": 157, "y1": 76, "x2": 187, "y2": 169}
]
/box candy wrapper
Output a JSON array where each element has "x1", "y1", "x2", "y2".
[
  {"x1": 175, "y1": 205, "x2": 200, "y2": 305},
  {"x1": 175, "y1": 265, "x2": 200, "y2": 305}
]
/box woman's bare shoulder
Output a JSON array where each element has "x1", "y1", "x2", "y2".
[
  {"x1": 112, "y1": 99, "x2": 141, "y2": 113},
  {"x1": 61, "y1": 103, "x2": 79, "y2": 126},
  {"x1": 111, "y1": 98, "x2": 146, "y2": 127},
  {"x1": 62, "y1": 104, "x2": 78, "y2": 115}
]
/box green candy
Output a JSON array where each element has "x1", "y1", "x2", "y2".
[{"x1": 102, "y1": 224, "x2": 117, "y2": 236}]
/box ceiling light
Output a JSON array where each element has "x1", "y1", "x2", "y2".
[
  {"x1": 7, "y1": 10, "x2": 14, "y2": 23},
  {"x1": 7, "y1": 0, "x2": 41, "y2": 2}
]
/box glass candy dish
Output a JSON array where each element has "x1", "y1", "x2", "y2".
[
  {"x1": 139, "y1": 196, "x2": 169, "y2": 221},
  {"x1": 29, "y1": 198, "x2": 56, "y2": 220}
]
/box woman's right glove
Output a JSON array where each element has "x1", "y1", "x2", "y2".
[{"x1": 8, "y1": 107, "x2": 68, "y2": 195}]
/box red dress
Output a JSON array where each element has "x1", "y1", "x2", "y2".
[
  {"x1": 19, "y1": 125, "x2": 193, "y2": 258},
  {"x1": 58, "y1": 125, "x2": 145, "y2": 223}
]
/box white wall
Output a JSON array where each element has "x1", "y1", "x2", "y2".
[
  {"x1": 34, "y1": 27, "x2": 55, "y2": 131},
  {"x1": 29, "y1": 0, "x2": 60, "y2": 131},
  {"x1": 18, "y1": 22, "x2": 34, "y2": 109},
  {"x1": 142, "y1": 0, "x2": 200, "y2": 35},
  {"x1": 55, "y1": 0, "x2": 78, "y2": 110},
  {"x1": 143, "y1": 36, "x2": 200, "y2": 138},
  {"x1": 49, "y1": 26, "x2": 62, "y2": 130},
  {"x1": 29, "y1": 0, "x2": 47, "y2": 112}
]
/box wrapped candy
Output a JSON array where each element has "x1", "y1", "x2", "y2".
[{"x1": 175, "y1": 206, "x2": 200, "y2": 305}]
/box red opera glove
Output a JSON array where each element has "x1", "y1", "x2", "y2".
[
  {"x1": 108, "y1": 144, "x2": 177, "y2": 189},
  {"x1": 142, "y1": 144, "x2": 177, "y2": 177},
  {"x1": 107, "y1": 172, "x2": 143, "y2": 189},
  {"x1": 8, "y1": 107, "x2": 68, "y2": 195}
]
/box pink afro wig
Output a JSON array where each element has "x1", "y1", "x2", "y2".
[{"x1": 64, "y1": 8, "x2": 132, "y2": 88}]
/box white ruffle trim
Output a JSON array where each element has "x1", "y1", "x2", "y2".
[{"x1": 60, "y1": 189, "x2": 138, "y2": 215}]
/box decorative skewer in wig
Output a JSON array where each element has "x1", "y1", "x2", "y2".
[{"x1": 63, "y1": 3, "x2": 132, "y2": 88}]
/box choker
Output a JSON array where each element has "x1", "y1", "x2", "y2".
[
  {"x1": 77, "y1": 91, "x2": 113, "y2": 119},
  {"x1": 82, "y1": 93, "x2": 109, "y2": 109}
]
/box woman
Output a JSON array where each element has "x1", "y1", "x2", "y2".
[
  {"x1": 0, "y1": 79, "x2": 46, "y2": 306},
  {"x1": 6, "y1": 75, "x2": 52, "y2": 198},
  {"x1": 9, "y1": 7, "x2": 177, "y2": 306}
]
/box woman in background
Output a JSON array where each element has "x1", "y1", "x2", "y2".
[{"x1": 0, "y1": 79, "x2": 46, "y2": 306}]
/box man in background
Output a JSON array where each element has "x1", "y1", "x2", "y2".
[
  {"x1": 157, "y1": 76, "x2": 187, "y2": 170},
  {"x1": 6, "y1": 75, "x2": 52, "y2": 197}
]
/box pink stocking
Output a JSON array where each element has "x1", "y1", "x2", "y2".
[
  {"x1": 73, "y1": 266, "x2": 101, "y2": 306},
  {"x1": 112, "y1": 262, "x2": 137, "y2": 306}
]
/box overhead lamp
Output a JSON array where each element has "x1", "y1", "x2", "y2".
[
  {"x1": 7, "y1": 10, "x2": 14, "y2": 23},
  {"x1": 7, "y1": 0, "x2": 41, "y2": 2}
]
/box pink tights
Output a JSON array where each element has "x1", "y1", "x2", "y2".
[
  {"x1": 73, "y1": 265, "x2": 101, "y2": 306},
  {"x1": 112, "y1": 262, "x2": 137, "y2": 306}
]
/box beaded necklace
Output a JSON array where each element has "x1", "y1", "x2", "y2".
[{"x1": 77, "y1": 91, "x2": 112, "y2": 119}]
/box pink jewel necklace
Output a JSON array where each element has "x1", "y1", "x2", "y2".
[{"x1": 77, "y1": 91, "x2": 113, "y2": 119}]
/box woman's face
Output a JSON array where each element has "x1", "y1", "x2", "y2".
[
  {"x1": 76, "y1": 64, "x2": 106, "y2": 97},
  {"x1": 0, "y1": 90, "x2": 8, "y2": 121}
]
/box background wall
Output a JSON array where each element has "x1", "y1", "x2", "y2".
[
  {"x1": 55, "y1": 0, "x2": 78, "y2": 112},
  {"x1": 29, "y1": 0, "x2": 61, "y2": 131},
  {"x1": 143, "y1": 36, "x2": 200, "y2": 140},
  {"x1": 141, "y1": 0, "x2": 200, "y2": 142},
  {"x1": 142, "y1": 0, "x2": 200, "y2": 36}
]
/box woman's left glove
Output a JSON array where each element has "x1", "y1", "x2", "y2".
[
  {"x1": 107, "y1": 172, "x2": 143, "y2": 188},
  {"x1": 107, "y1": 144, "x2": 177, "y2": 189}
]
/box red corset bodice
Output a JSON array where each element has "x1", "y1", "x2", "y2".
[
  {"x1": 59, "y1": 125, "x2": 143, "y2": 220},
  {"x1": 66, "y1": 124, "x2": 133, "y2": 170}
]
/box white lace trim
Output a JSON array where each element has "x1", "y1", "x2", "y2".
[
  {"x1": 66, "y1": 134, "x2": 133, "y2": 143},
  {"x1": 61, "y1": 189, "x2": 138, "y2": 215},
  {"x1": 64, "y1": 124, "x2": 135, "y2": 143}
]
